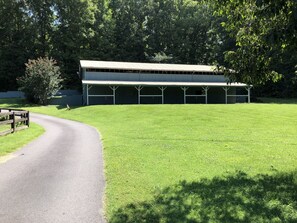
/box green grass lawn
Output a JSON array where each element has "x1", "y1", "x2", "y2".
[
  {"x1": 0, "y1": 123, "x2": 44, "y2": 157},
  {"x1": 1, "y1": 98, "x2": 297, "y2": 222},
  {"x1": 0, "y1": 125, "x2": 10, "y2": 132}
]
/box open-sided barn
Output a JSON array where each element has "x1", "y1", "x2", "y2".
[{"x1": 80, "y1": 60, "x2": 251, "y2": 105}]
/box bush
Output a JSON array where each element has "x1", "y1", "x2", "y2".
[{"x1": 18, "y1": 57, "x2": 63, "y2": 105}]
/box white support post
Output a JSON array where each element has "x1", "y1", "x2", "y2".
[
  {"x1": 202, "y1": 86, "x2": 210, "y2": 104},
  {"x1": 158, "y1": 87, "x2": 167, "y2": 104},
  {"x1": 86, "y1": 84, "x2": 89, "y2": 106},
  {"x1": 245, "y1": 86, "x2": 252, "y2": 103},
  {"x1": 86, "y1": 84, "x2": 92, "y2": 106},
  {"x1": 223, "y1": 87, "x2": 229, "y2": 104},
  {"x1": 135, "y1": 86, "x2": 143, "y2": 104},
  {"x1": 181, "y1": 87, "x2": 189, "y2": 104},
  {"x1": 109, "y1": 86, "x2": 119, "y2": 105}
]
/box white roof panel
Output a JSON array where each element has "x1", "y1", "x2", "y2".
[
  {"x1": 82, "y1": 80, "x2": 247, "y2": 87},
  {"x1": 80, "y1": 60, "x2": 218, "y2": 73}
]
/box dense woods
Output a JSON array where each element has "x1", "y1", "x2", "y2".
[{"x1": 0, "y1": 0, "x2": 296, "y2": 97}]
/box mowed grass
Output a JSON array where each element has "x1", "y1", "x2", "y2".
[
  {"x1": 17, "y1": 102, "x2": 297, "y2": 222},
  {"x1": 0, "y1": 123, "x2": 44, "y2": 157}
]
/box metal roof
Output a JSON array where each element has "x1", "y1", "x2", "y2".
[
  {"x1": 82, "y1": 80, "x2": 247, "y2": 87},
  {"x1": 80, "y1": 60, "x2": 218, "y2": 73}
]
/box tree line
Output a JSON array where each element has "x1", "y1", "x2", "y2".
[{"x1": 0, "y1": 0, "x2": 296, "y2": 97}]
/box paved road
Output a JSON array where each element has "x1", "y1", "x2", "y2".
[{"x1": 0, "y1": 113, "x2": 106, "y2": 223}]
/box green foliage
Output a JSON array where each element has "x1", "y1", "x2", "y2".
[
  {"x1": 0, "y1": 0, "x2": 221, "y2": 90},
  {"x1": 51, "y1": 0, "x2": 99, "y2": 88},
  {"x1": 255, "y1": 49, "x2": 297, "y2": 98},
  {"x1": 0, "y1": 0, "x2": 296, "y2": 96},
  {"x1": 0, "y1": 0, "x2": 36, "y2": 90},
  {"x1": 17, "y1": 57, "x2": 63, "y2": 105},
  {"x1": 25, "y1": 0, "x2": 56, "y2": 56},
  {"x1": 211, "y1": 0, "x2": 297, "y2": 85},
  {"x1": 107, "y1": 0, "x2": 221, "y2": 64}
]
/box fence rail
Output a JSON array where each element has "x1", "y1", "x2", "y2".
[{"x1": 0, "y1": 108, "x2": 30, "y2": 136}]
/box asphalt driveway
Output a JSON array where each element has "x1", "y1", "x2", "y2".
[{"x1": 0, "y1": 113, "x2": 106, "y2": 223}]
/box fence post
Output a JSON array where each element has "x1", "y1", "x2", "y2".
[
  {"x1": 9, "y1": 113, "x2": 13, "y2": 131},
  {"x1": 12, "y1": 112, "x2": 16, "y2": 133},
  {"x1": 1, "y1": 109, "x2": 30, "y2": 136},
  {"x1": 10, "y1": 112, "x2": 16, "y2": 133},
  {"x1": 27, "y1": 111, "x2": 30, "y2": 127}
]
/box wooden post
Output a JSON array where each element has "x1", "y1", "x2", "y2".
[
  {"x1": 12, "y1": 112, "x2": 16, "y2": 133},
  {"x1": 9, "y1": 113, "x2": 13, "y2": 132},
  {"x1": 0, "y1": 109, "x2": 30, "y2": 136},
  {"x1": 27, "y1": 111, "x2": 30, "y2": 127}
]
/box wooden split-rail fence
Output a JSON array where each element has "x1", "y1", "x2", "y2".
[{"x1": 0, "y1": 108, "x2": 30, "y2": 137}]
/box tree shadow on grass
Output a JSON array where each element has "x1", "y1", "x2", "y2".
[{"x1": 110, "y1": 171, "x2": 297, "y2": 223}]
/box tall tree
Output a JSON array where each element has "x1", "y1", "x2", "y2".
[
  {"x1": 2, "y1": 0, "x2": 295, "y2": 98},
  {"x1": 25, "y1": 0, "x2": 55, "y2": 56},
  {"x1": 144, "y1": 0, "x2": 178, "y2": 62},
  {"x1": 0, "y1": 0, "x2": 35, "y2": 90},
  {"x1": 109, "y1": 0, "x2": 148, "y2": 62},
  {"x1": 89, "y1": 0, "x2": 115, "y2": 61},
  {"x1": 51, "y1": 0, "x2": 98, "y2": 88},
  {"x1": 211, "y1": 0, "x2": 297, "y2": 85},
  {"x1": 164, "y1": 0, "x2": 217, "y2": 64}
]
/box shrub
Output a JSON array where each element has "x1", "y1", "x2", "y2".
[{"x1": 18, "y1": 57, "x2": 63, "y2": 105}]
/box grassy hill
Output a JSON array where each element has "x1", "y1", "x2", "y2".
[{"x1": 1, "y1": 98, "x2": 297, "y2": 222}]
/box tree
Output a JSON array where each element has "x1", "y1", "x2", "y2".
[
  {"x1": 2, "y1": 0, "x2": 295, "y2": 98},
  {"x1": 163, "y1": 0, "x2": 217, "y2": 64},
  {"x1": 89, "y1": 0, "x2": 115, "y2": 61},
  {"x1": 108, "y1": 0, "x2": 148, "y2": 62},
  {"x1": 210, "y1": 0, "x2": 297, "y2": 85},
  {"x1": 51, "y1": 0, "x2": 98, "y2": 88},
  {"x1": 25, "y1": 0, "x2": 56, "y2": 56},
  {"x1": 0, "y1": 0, "x2": 36, "y2": 90},
  {"x1": 17, "y1": 57, "x2": 63, "y2": 105}
]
